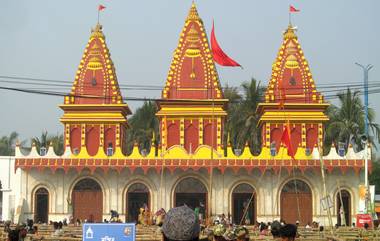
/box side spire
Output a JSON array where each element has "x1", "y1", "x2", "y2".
[
  {"x1": 65, "y1": 24, "x2": 123, "y2": 105},
  {"x1": 264, "y1": 24, "x2": 323, "y2": 104}
]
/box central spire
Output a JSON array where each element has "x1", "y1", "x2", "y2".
[{"x1": 162, "y1": 2, "x2": 223, "y2": 100}]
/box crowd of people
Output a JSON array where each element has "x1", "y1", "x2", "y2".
[
  {"x1": 2, "y1": 205, "x2": 379, "y2": 241},
  {"x1": 160, "y1": 205, "x2": 298, "y2": 241}
]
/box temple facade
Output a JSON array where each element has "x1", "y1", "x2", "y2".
[{"x1": 1, "y1": 3, "x2": 369, "y2": 226}]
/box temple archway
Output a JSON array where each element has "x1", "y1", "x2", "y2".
[
  {"x1": 126, "y1": 183, "x2": 150, "y2": 223},
  {"x1": 336, "y1": 189, "x2": 351, "y2": 226},
  {"x1": 174, "y1": 177, "x2": 207, "y2": 217},
  {"x1": 232, "y1": 183, "x2": 256, "y2": 225},
  {"x1": 280, "y1": 179, "x2": 312, "y2": 225},
  {"x1": 72, "y1": 178, "x2": 103, "y2": 222},
  {"x1": 34, "y1": 187, "x2": 49, "y2": 223}
]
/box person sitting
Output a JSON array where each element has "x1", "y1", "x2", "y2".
[
  {"x1": 279, "y1": 224, "x2": 297, "y2": 241},
  {"x1": 271, "y1": 221, "x2": 282, "y2": 240},
  {"x1": 161, "y1": 205, "x2": 200, "y2": 241},
  {"x1": 223, "y1": 230, "x2": 236, "y2": 241},
  {"x1": 234, "y1": 226, "x2": 249, "y2": 241},
  {"x1": 259, "y1": 223, "x2": 268, "y2": 237},
  {"x1": 155, "y1": 208, "x2": 166, "y2": 226},
  {"x1": 138, "y1": 208, "x2": 147, "y2": 225},
  {"x1": 213, "y1": 224, "x2": 226, "y2": 241},
  {"x1": 52, "y1": 222, "x2": 63, "y2": 237}
]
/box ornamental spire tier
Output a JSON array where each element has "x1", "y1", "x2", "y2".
[
  {"x1": 60, "y1": 24, "x2": 131, "y2": 157},
  {"x1": 157, "y1": 2, "x2": 227, "y2": 154},
  {"x1": 257, "y1": 25, "x2": 329, "y2": 153}
]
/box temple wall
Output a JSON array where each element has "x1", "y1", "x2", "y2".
[{"x1": 10, "y1": 166, "x2": 363, "y2": 226}]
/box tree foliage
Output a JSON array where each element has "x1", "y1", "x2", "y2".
[
  {"x1": 0, "y1": 132, "x2": 20, "y2": 156},
  {"x1": 32, "y1": 131, "x2": 64, "y2": 155},
  {"x1": 324, "y1": 88, "x2": 380, "y2": 154},
  {"x1": 127, "y1": 101, "x2": 159, "y2": 155},
  {"x1": 223, "y1": 78, "x2": 265, "y2": 155}
]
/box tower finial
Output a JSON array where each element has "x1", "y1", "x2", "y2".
[{"x1": 187, "y1": 1, "x2": 200, "y2": 22}]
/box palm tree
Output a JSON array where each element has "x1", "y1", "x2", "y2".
[
  {"x1": 0, "y1": 132, "x2": 20, "y2": 156},
  {"x1": 50, "y1": 134, "x2": 64, "y2": 155},
  {"x1": 222, "y1": 78, "x2": 265, "y2": 155},
  {"x1": 128, "y1": 101, "x2": 160, "y2": 156},
  {"x1": 236, "y1": 78, "x2": 265, "y2": 154},
  {"x1": 32, "y1": 131, "x2": 54, "y2": 155},
  {"x1": 324, "y1": 88, "x2": 380, "y2": 153},
  {"x1": 222, "y1": 84, "x2": 242, "y2": 152}
]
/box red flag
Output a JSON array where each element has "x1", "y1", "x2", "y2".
[
  {"x1": 98, "y1": 4, "x2": 106, "y2": 11},
  {"x1": 281, "y1": 122, "x2": 295, "y2": 158},
  {"x1": 289, "y1": 5, "x2": 300, "y2": 12},
  {"x1": 211, "y1": 21, "x2": 242, "y2": 68}
]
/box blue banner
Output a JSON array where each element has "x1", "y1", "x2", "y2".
[{"x1": 83, "y1": 223, "x2": 136, "y2": 241}]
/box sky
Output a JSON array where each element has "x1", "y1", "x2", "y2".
[{"x1": 0, "y1": 0, "x2": 379, "y2": 144}]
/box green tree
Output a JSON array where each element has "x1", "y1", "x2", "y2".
[
  {"x1": 223, "y1": 78, "x2": 265, "y2": 155},
  {"x1": 0, "y1": 132, "x2": 20, "y2": 156},
  {"x1": 128, "y1": 101, "x2": 159, "y2": 156},
  {"x1": 238, "y1": 78, "x2": 265, "y2": 154},
  {"x1": 32, "y1": 131, "x2": 64, "y2": 155},
  {"x1": 50, "y1": 134, "x2": 64, "y2": 155},
  {"x1": 222, "y1": 84, "x2": 242, "y2": 152},
  {"x1": 369, "y1": 159, "x2": 380, "y2": 194},
  {"x1": 324, "y1": 89, "x2": 380, "y2": 153}
]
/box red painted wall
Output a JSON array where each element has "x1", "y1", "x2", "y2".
[
  {"x1": 270, "y1": 127, "x2": 282, "y2": 151},
  {"x1": 167, "y1": 120, "x2": 180, "y2": 148},
  {"x1": 290, "y1": 125, "x2": 302, "y2": 152},
  {"x1": 70, "y1": 127, "x2": 81, "y2": 154},
  {"x1": 86, "y1": 126, "x2": 100, "y2": 156},
  {"x1": 104, "y1": 126, "x2": 116, "y2": 153},
  {"x1": 203, "y1": 120, "x2": 217, "y2": 149},
  {"x1": 306, "y1": 126, "x2": 317, "y2": 150},
  {"x1": 184, "y1": 120, "x2": 199, "y2": 153}
]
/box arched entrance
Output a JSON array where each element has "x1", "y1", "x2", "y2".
[
  {"x1": 232, "y1": 183, "x2": 256, "y2": 225},
  {"x1": 337, "y1": 189, "x2": 351, "y2": 226},
  {"x1": 281, "y1": 179, "x2": 312, "y2": 225},
  {"x1": 126, "y1": 183, "x2": 150, "y2": 223},
  {"x1": 174, "y1": 177, "x2": 207, "y2": 216},
  {"x1": 72, "y1": 178, "x2": 103, "y2": 222},
  {"x1": 34, "y1": 187, "x2": 49, "y2": 223}
]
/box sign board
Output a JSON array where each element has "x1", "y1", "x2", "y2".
[
  {"x1": 320, "y1": 195, "x2": 333, "y2": 211},
  {"x1": 356, "y1": 214, "x2": 372, "y2": 228},
  {"x1": 83, "y1": 223, "x2": 136, "y2": 241}
]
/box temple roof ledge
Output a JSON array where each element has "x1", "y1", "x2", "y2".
[
  {"x1": 27, "y1": 142, "x2": 40, "y2": 157},
  {"x1": 15, "y1": 141, "x2": 24, "y2": 157},
  {"x1": 46, "y1": 143, "x2": 58, "y2": 157}
]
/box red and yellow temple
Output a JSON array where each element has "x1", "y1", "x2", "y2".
[{"x1": 14, "y1": 3, "x2": 368, "y2": 227}]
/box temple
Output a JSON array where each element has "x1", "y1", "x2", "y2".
[{"x1": 0, "y1": 3, "x2": 369, "y2": 227}]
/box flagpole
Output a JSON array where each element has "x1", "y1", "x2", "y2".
[
  {"x1": 289, "y1": 11, "x2": 291, "y2": 25},
  {"x1": 97, "y1": 9, "x2": 100, "y2": 24}
]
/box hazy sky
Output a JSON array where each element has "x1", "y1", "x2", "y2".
[{"x1": 0, "y1": 0, "x2": 379, "y2": 144}]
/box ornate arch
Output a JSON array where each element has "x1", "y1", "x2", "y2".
[
  {"x1": 171, "y1": 174, "x2": 209, "y2": 208},
  {"x1": 67, "y1": 174, "x2": 109, "y2": 212},
  {"x1": 122, "y1": 177, "x2": 157, "y2": 213},
  {"x1": 227, "y1": 180, "x2": 257, "y2": 219},
  {"x1": 333, "y1": 186, "x2": 355, "y2": 216},
  {"x1": 277, "y1": 176, "x2": 315, "y2": 215},
  {"x1": 31, "y1": 183, "x2": 55, "y2": 214}
]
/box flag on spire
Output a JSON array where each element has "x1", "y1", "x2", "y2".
[
  {"x1": 289, "y1": 5, "x2": 300, "y2": 12},
  {"x1": 281, "y1": 122, "x2": 295, "y2": 158},
  {"x1": 98, "y1": 4, "x2": 106, "y2": 11},
  {"x1": 211, "y1": 21, "x2": 242, "y2": 68}
]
